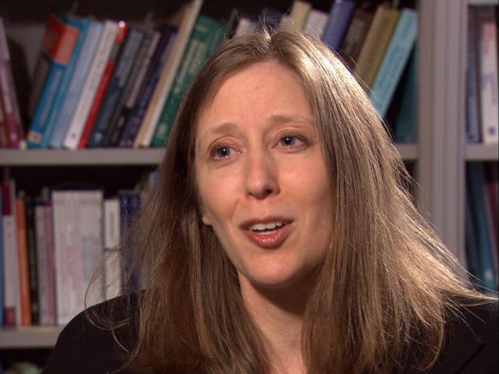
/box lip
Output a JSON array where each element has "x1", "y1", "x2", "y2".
[{"x1": 240, "y1": 217, "x2": 294, "y2": 249}]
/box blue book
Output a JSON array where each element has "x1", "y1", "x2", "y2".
[
  {"x1": 87, "y1": 26, "x2": 146, "y2": 148},
  {"x1": 39, "y1": 18, "x2": 90, "y2": 148},
  {"x1": 322, "y1": 0, "x2": 356, "y2": 51},
  {"x1": 27, "y1": 13, "x2": 81, "y2": 148},
  {"x1": 49, "y1": 19, "x2": 103, "y2": 149},
  {"x1": 394, "y1": 50, "x2": 417, "y2": 143},
  {"x1": 369, "y1": 9, "x2": 418, "y2": 117}
]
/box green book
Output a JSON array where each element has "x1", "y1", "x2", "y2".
[{"x1": 150, "y1": 15, "x2": 225, "y2": 147}]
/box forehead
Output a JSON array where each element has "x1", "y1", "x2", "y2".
[{"x1": 196, "y1": 61, "x2": 313, "y2": 134}]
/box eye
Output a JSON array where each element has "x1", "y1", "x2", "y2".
[
  {"x1": 213, "y1": 146, "x2": 236, "y2": 159},
  {"x1": 279, "y1": 135, "x2": 305, "y2": 147}
]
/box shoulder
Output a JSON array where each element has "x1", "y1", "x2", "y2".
[
  {"x1": 42, "y1": 295, "x2": 139, "y2": 374},
  {"x1": 427, "y1": 300, "x2": 498, "y2": 374}
]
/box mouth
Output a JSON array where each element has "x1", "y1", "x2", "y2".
[{"x1": 241, "y1": 219, "x2": 293, "y2": 249}]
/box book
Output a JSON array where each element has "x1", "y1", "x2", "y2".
[
  {"x1": 150, "y1": 15, "x2": 225, "y2": 147},
  {"x1": 119, "y1": 190, "x2": 141, "y2": 293},
  {"x1": 369, "y1": 8, "x2": 418, "y2": 116},
  {"x1": 52, "y1": 189, "x2": 104, "y2": 325},
  {"x1": 104, "y1": 198, "x2": 121, "y2": 299},
  {"x1": 394, "y1": 50, "x2": 417, "y2": 143},
  {"x1": 40, "y1": 17, "x2": 90, "y2": 148},
  {"x1": 466, "y1": 163, "x2": 497, "y2": 291},
  {"x1": 474, "y1": 6, "x2": 498, "y2": 144},
  {"x1": 35, "y1": 199, "x2": 56, "y2": 325},
  {"x1": 233, "y1": 17, "x2": 258, "y2": 37},
  {"x1": 466, "y1": 8, "x2": 482, "y2": 143},
  {"x1": 1, "y1": 178, "x2": 20, "y2": 326},
  {"x1": 0, "y1": 187, "x2": 3, "y2": 324},
  {"x1": 321, "y1": 0, "x2": 356, "y2": 51},
  {"x1": 77, "y1": 22, "x2": 129, "y2": 149},
  {"x1": 48, "y1": 19, "x2": 103, "y2": 149},
  {"x1": 26, "y1": 13, "x2": 80, "y2": 148},
  {"x1": 62, "y1": 20, "x2": 120, "y2": 150},
  {"x1": 302, "y1": 8, "x2": 329, "y2": 40},
  {"x1": 24, "y1": 196, "x2": 39, "y2": 325},
  {"x1": 133, "y1": 0, "x2": 204, "y2": 148},
  {"x1": 86, "y1": 25, "x2": 145, "y2": 148},
  {"x1": 118, "y1": 26, "x2": 177, "y2": 147},
  {"x1": 339, "y1": 3, "x2": 375, "y2": 68},
  {"x1": 15, "y1": 194, "x2": 31, "y2": 326},
  {"x1": 105, "y1": 30, "x2": 161, "y2": 147},
  {"x1": 0, "y1": 18, "x2": 25, "y2": 149},
  {"x1": 355, "y1": 4, "x2": 400, "y2": 89},
  {"x1": 280, "y1": 0, "x2": 312, "y2": 30}
]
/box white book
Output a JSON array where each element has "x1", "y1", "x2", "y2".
[
  {"x1": 280, "y1": 0, "x2": 312, "y2": 30},
  {"x1": 134, "y1": 0, "x2": 203, "y2": 148},
  {"x1": 62, "y1": 20, "x2": 119, "y2": 150},
  {"x1": 104, "y1": 249, "x2": 121, "y2": 300},
  {"x1": 2, "y1": 179, "x2": 21, "y2": 326},
  {"x1": 303, "y1": 9, "x2": 329, "y2": 39},
  {"x1": 234, "y1": 18, "x2": 257, "y2": 37},
  {"x1": 104, "y1": 198, "x2": 120, "y2": 249}
]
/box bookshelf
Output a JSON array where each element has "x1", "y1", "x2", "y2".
[{"x1": 0, "y1": 0, "x2": 497, "y2": 362}]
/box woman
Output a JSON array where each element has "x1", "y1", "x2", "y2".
[{"x1": 43, "y1": 27, "x2": 497, "y2": 374}]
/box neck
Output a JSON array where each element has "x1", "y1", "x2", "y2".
[{"x1": 240, "y1": 278, "x2": 312, "y2": 374}]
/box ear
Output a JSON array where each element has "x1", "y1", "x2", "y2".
[{"x1": 199, "y1": 207, "x2": 212, "y2": 226}]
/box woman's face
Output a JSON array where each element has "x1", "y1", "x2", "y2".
[{"x1": 195, "y1": 61, "x2": 334, "y2": 290}]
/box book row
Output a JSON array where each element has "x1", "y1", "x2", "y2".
[
  {"x1": 0, "y1": 170, "x2": 157, "y2": 327},
  {"x1": 465, "y1": 162, "x2": 499, "y2": 293},
  {"x1": 1, "y1": 0, "x2": 423, "y2": 150},
  {"x1": 465, "y1": 5, "x2": 499, "y2": 145}
]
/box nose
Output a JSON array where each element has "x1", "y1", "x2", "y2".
[{"x1": 244, "y1": 149, "x2": 280, "y2": 199}]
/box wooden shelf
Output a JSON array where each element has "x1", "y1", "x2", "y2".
[
  {"x1": 0, "y1": 149, "x2": 165, "y2": 166},
  {"x1": 0, "y1": 145, "x2": 417, "y2": 166},
  {"x1": 466, "y1": 144, "x2": 499, "y2": 161},
  {"x1": 0, "y1": 326, "x2": 63, "y2": 348}
]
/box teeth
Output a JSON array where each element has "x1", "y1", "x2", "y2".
[{"x1": 250, "y1": 222, "x2": 285, "y2": 232}]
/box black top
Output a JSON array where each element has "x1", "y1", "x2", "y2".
[{"x1": 43, "y1": 297, "x2": 498, "y2": 374}]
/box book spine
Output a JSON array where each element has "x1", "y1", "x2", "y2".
[
  {"x1": 43, "y1": 202, "x2": 56, "y2": 325},
  {"x1": 77, "y1": 23, "x2": 129, "y2": 149},
  {"x1": 27, "y1": 15, "x2": 80, "y2": 148},
  {"x1": 49, "y1": 20, "x2": 103, "y2": 149},
  {"x1": 0, "y1": 19, "x2": 24, "y2": 149},
  {"x1": 105, "y1": 30, "x2": 158, "y2": 147},
  {"x1": 135, "y1": 0, "x2": 203, "y2": 148},
  {"x1": 477, "y1": 7, "x2": 498, "y2": 144},
  {"x1": 104, "y1": 198, "x2": 121, "y2": 299},
  {"x1": 369, "y1": 9, "x2": 418, "y2": 116},
  {"x1": 339, "y1": 8, "x2": 375, "y2": 68},
  {"x1": 355, "y1": 5, "x2": 400, "y2": 88},
  {"x1": 394, "y1": 51, "x2": 417, "y2": 143},
  {"x1": 35, "y1": 204, "x2": 49, "y2": 325},
  {"x1": 119, "y1": 191, "x2": 141, "y2": 293},
  {"x1": 118, "y1": 28, "x2": 177, "y2": 147},
  {"x1": 151, "y1": 16, "x2": 225, "y2": 147},
  {"x1": 25, "y1": 197, "x2": 39, "y2": 325},
  {"x1": 466, "y1": 8, "x2": 482, "y2": 143},
  {"x1": 40, "y1": 18, "x2": 90, "y2": 148},
  {"x1": 15, "y1": 197, "x2": 31, "y2": 326},
  {"x1": 0, "y1": 188, "x2": 3, "y2": 324},
  {"x1": 86, "y1": 26, "x2": 145, "y2": 148},
  {"x1": 322, "y1": 0, "x2": 356, "y2": 51},
  {"x1": 62, "y1": 20, "x2": 119, "y2": 150},
  {"x1": 2, "y1": 180, "x2": 20, "y2": 326}
]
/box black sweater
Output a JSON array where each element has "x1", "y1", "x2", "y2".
[{"x1": 43, "y1": 298, "x2": 498, "y2": 374}]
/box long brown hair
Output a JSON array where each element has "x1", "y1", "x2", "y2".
[{"x1": 106, "y1": 27, "x2": 493, "y2": 374}]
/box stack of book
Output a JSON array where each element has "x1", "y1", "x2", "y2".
[
  {"x1": 21, "y1": 0, "x2": 226, "y2": 150},
  {"x1": 0, "y1": 169, "x2": 158, "y2": 327},
  {"x1": 466, "y1": 5, "x2": 498, "y2": 145},
  {"x1": 466, "y1": 162, "x2": 499, "y2": 293}
]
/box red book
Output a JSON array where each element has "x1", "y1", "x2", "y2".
[
  {"x1": 16, "y1": 196, "x2": 32, "y2": 326},
  {"x1": 78, "y1": 22, "x2": 128, "y2": 149}
]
